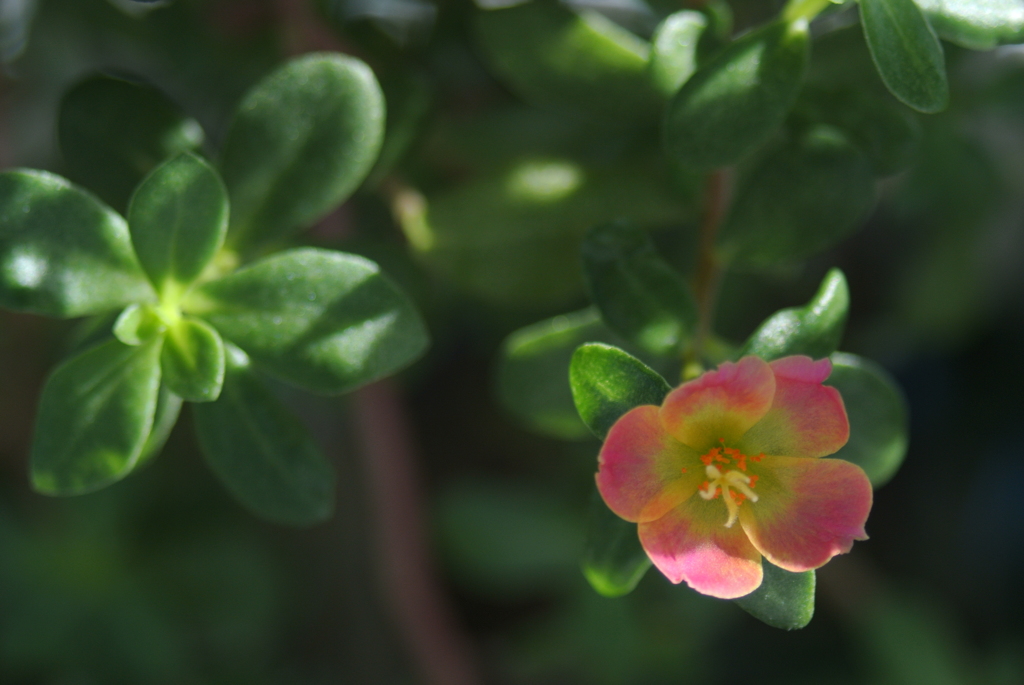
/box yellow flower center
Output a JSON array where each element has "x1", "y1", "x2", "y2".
[{"x1": 696, "y1": 440, "x2": 763, "y2": 528}]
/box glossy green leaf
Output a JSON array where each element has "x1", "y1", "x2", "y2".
[
  {"x1": 914, "y1": 0, "x2": 1024, "y2": 50},
  {"x1": 647, "y1": 10, "x2": 707, "y2": 97},
  {"x1": 57, "y1": 74, "x2": 204, "y2": 213},
  {"x1": 742, "y1": 269, "x2": 850, "y2": 361},
  {"x1": 664, "y1": 19, "x2": 809, "y2": 170},
  {"x1": 496, "y1": 308, "x2": 612, "y2": 440},
  {"x1": 0, "y1": 170, "x2": 154, "y2": 317},
  {"x1": 137, "y1": 385, "x2": 184, "y2": 468},
  {"x1": 734, "y1": 560, "x2": 815, "y2": 630},
  {"x1": 718, "y1": 127, "x2": 875, "y2": 267},
  {"x1": 220, "y1": 53, "x2": 385, "y2": 250},
  {"x1": 826, "y1": 352, "x2": 909, "y2": 487},
  {"x1": 127, "y1": 152, "x2": 228, "y2": 296},
  {"x1": 192, "y1": 345, "x2": 334, "y2": 525},
  {"x1": 582, "y1": 487, "x2": 651, "y2": 597},
  {"x1": 161, "y1": 318, "x2": 225, "y2": 402},
  {"x1": 475, "y1": 1, "x2": 662, "y2": 123},
  {"x1": 860, "y1": 0, "x2": 949, "y2": 113},
  {"x1": 582, "y1": 222, "x2": 697, "y2": 356},
  {"x1": 31, "y1": 338, "x2": 162, "y2": 495},
  {"x1": 188, "y1": 248, "x2": 428, "y2": 394},
  {"x1": 570, "y1": 343, "x2": 672, "y2": 440},
  {"x1": 400, "y1": 157, "x2": 689, "y2": 308}
]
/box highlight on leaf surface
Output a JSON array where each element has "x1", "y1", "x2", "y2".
[{"x1": 0, "y1": 170, "x2": 154, "y2": 317}]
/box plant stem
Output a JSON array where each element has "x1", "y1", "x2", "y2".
[
  {"x1": 782, "y1": 0, "x2": 834, "y2": 23},
  {"x1": 354, "y1": 380, "x2": 480, "y2": 685},
  {"x1": 685, "y1": 170, "x2": 731, "y2": 378}
]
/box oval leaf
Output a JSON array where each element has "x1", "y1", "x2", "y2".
[
  {"x1": 569, "y1": 343, "x2": 672, "y2": 440},
  {"x1": 718, "y1": 127, "x2": 876, "y2": 266},
  {"x1": 475, "y1": 1, "x2": 662, "y2": 123},
  {"x1": 192, "y1": 345, "x2": 334, "y2": 525},
  {"x1": 31, "y1": 338, "x2": 162, "y2": 495},
  {"x1": 0, "y1": 170, "x2": 154, "y2": 317},
  {"x1": 741, "y1": 268, "x2": 850, "y2": 361},
  {"x1": 58, "y1": 74, "x2": 204, "y2": 213},
  {"x1": 860, "y1": 0, "x2": 949, "y2": 113},
  {"x1": 188, "y1": 248, "x2": 428, "y2": 394},
  {"x1": 914, "y1": 0, "x2": 1024, "y2": 50},
  {"x1": 127, "y1": 152, "x2": 228, "y2": 296},
  {"x1": 648, "y1": 10, "x2": 708, "y2": 97},
  {"x1": 582, "y1": 221, "x2": 697, "y2": 356},
  {"x1": 826, "y1": 352, "x2": 909, "y2": 487},
  {"x1": 582, "y1": 487, "x2": 652, "y2": 597},
  {"x1": 734, "y1": 560, "x2": 815, "y2": 630},
  {"x1": 664, "y1": 19, "x2": 809, "y2": 170},
  {"x1": 220, "y1": 53, "x2": 385, "y2": 250},
  {"x1": 161, "y1": 317, "x2": 226, "y2": 402},
  {"x1": 497, "y1": 308, "x2": 612, "y2": 441}
]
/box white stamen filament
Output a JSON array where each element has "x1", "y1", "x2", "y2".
[{"x1": 698, "y1": 464, "x2": 759, "y2": 528}]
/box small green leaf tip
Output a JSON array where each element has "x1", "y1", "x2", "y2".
[{"x1": 742, "y1": 268, "x2": 850, "y2": 361}]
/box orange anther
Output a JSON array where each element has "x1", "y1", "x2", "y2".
[
  {"x1": 751, "y1": 453, "x2": 764, "y2": 462},
  {"x1": 748, "y1": 475, "x2": 759, "y2": 488},
  {"x1": 701, "y1": 454, "x2": 712, "y2": 465},
  {"x1": 733, "y1": 492, "x2": 746, "y2": 505},
  {"x1": 680, "y1": 467, "x2": 687, "y2": 474}
]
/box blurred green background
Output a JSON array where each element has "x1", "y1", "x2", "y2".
[{"x1": 2, "y1": 0, "x2": 1024, "y2": 683}]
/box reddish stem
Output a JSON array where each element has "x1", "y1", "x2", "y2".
[
  {"x1": 354, "y1": 380, "x2": 480, "y2": 685},
  {"x1": 688, "y1": 169, "x2": 732, "y2": 368}
]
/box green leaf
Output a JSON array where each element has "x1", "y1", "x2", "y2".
[
  {"x1": 31, "y1": 338, "x2": 162, "y2": 495},
  {"x1": 796, "y1": 87, "x2": 922, "y2": 176},
  {"x1": 581, "y1": 488, "x2": 651, "y2": 597},
  {"x1": 0, "y1": 170, "x2": 154, "y2": 317},
  {"x1": 113, "y1": 303, "x2": 166, "y2": 345},
  {"x1": 718, "y1": 126, "x2": 876, "y2": 267},
  {"x1": 860, "y1": 0, "x2": 949, "y2": 113},
  {"x1": 664, "y1": 19, "x2": 810, "y2": 170},
  {"x1": 192, "y1": 345, "x2": 334, "y2": 525},
  {"x1": 220, "y1": 53, "x2": 385, "y2": 250},
  {"x1": 496, "y1": 308, "x2": 611, "y2": 440},
  {"x1": 400, "y1": 157, "x2": 689, "y2": 308},
  {"x1": 914, "y1": 0, "x2": 1024, "y2": 50},
  {"x1": 161, "y1": 318, "x2": 225, "y2": 402},
  {"x1": 137, "y1": 385, "x2": 184, "y2": 467},
  {"x1": 582, "y1": 222, "x2": 697, "y2": 356},
  {"x1": 826, "y1": 352, "x2": 909, "y2": 487},
  {"x1": 475, "y1": 1, "x2": 662, "y2": 123},
  {"x1": 648, "y1": 10, "x2": 708, "y2": 97},
  {"x1": 57, "y1": 74, "x2": 204, "y2": 213},
  {"x1": 127, "y1": 152, "x2": 228, "y2": 297},
  {"x1": 570, "y1": 343, "x2": 672, "y2": 440},
  {"x1": 188, "y1": 248, "x2": 428, "y2": 394},
  {"x1": 741, "y1": 268, "x2": 850, "y2": 361},
  {"x1": 734, "y1": 560, "x2": 815, "y2": 630}
]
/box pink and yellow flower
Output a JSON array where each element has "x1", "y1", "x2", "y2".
[{"x1": 596, "y1": 355, "x2": 873, "y2": 599}]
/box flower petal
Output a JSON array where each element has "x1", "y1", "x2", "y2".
[
  {"x1": 639, "y1": 497, "x2": 763, "y2": 599},
  {"x1": 661, "y1": 356, "x2": 775, "y2": 451},
  {"x1": 597, "y1": 406, "x2": 702, "y2": 523},
  {"x1": 739, "y1": 356, "x2": 849, "y2": 458},
  {"x1": 740, "y1": 455, "x2": 872, "y2": 573}
]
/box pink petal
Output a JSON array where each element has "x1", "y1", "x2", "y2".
[
  {"x1": 739, "y1": 356, "x2": 849, "y2": 458},
  {"x1": 639, "y1": 497, "x2": 763, "y2": 599},
  {"x1": 661, "y1": 356, "x2": 775, "y2": 452},
  {"x1": 739, "y1": 455, "x2": 872, "y2": 573},
  {"x1": 597, "y1": 406, "x2": 702, "y2": 523}
]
